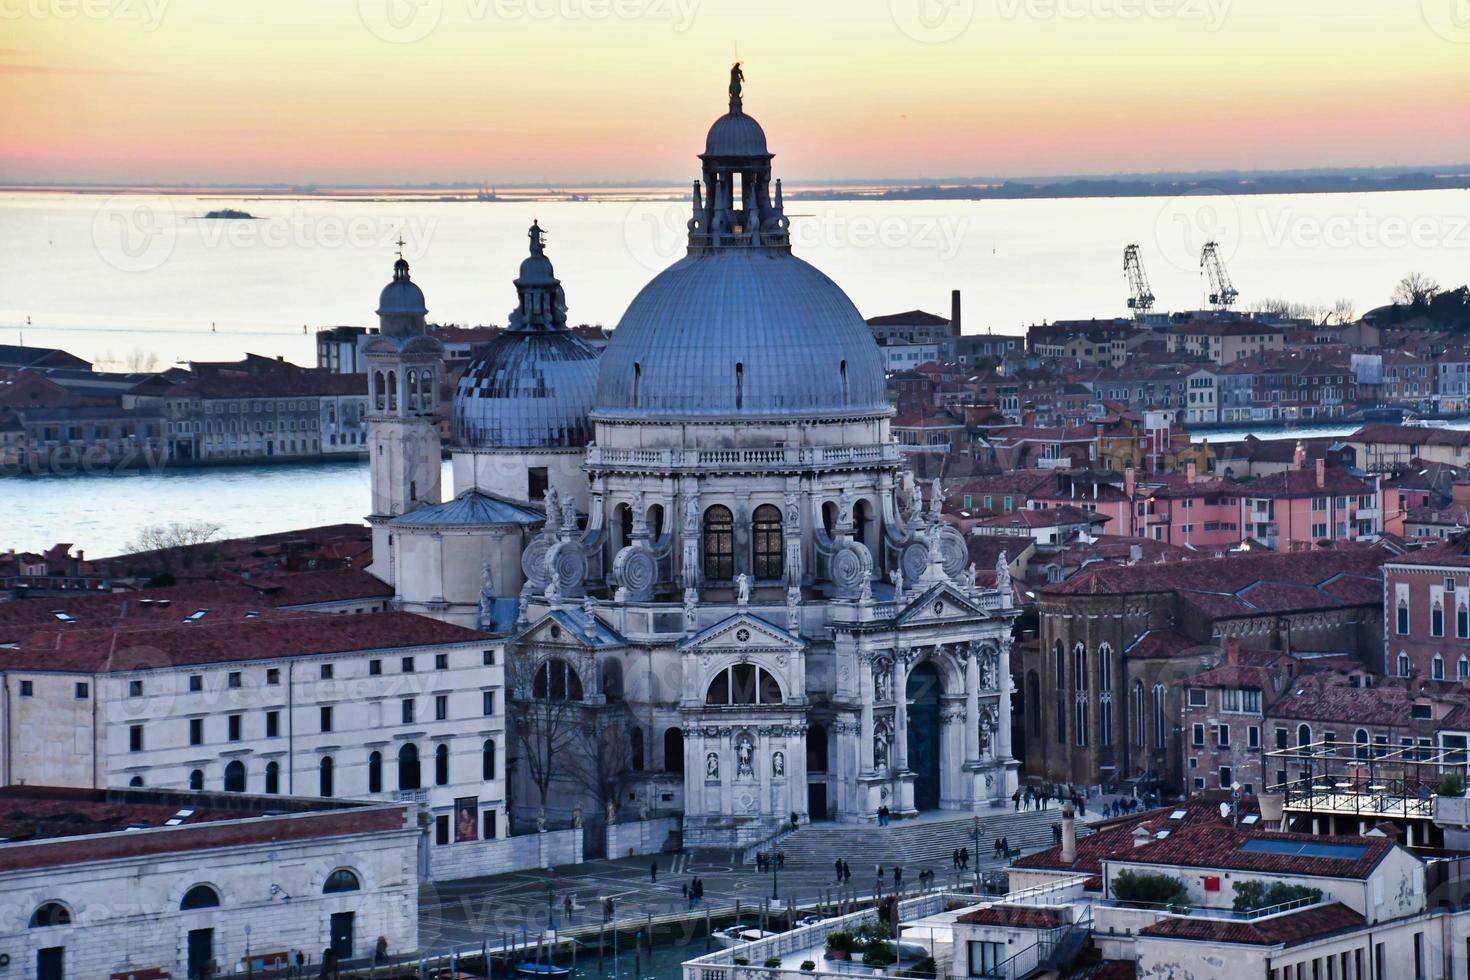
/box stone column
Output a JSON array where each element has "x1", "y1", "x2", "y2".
[
  {"x1": 964, "y1": 644, "x2": 980, "y2": 764},
  {"x1": 859, "y1": 654, "x2": 875, "y2": 775},
  {"x1": 430, "y1": 532, "x2": 445, "y2": 603},
  {"x1": 996, "y1": 638, "x2": 1015, "y2": 762},
  {"x1": 894, "y1": 656, "x2": 909, "y2": 771}
]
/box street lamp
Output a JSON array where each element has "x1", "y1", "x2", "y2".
[
  {"x1": 972, "y1": 816, "x2": 983, "y2": 893},
  {"x1": 771, "y1": 854, "x2": 780, "y2": 901}
]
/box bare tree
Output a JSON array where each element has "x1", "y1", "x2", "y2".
[
  {"x1": 1328, "y1": 297, "x2": 1357, "y2": 325},
  {"x1": 124, "y1": 349, "x2": 161, "y2": 373},
  {"x1": 123, "y1": 520, "x2": 223, "y2": 575},
  {"x1": 1393, "y1": 273, "x2": 1441, "y2": 308},
  {"x1": 507, "y1": 653, "x2": 593, "y2": 820},
  {"x1": 564, "y1": 706, "x2": 636, "y2": 819}
]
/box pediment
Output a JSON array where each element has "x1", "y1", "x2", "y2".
[
  {"x1": 678, "y1": 612, "x2": 805, "y2": 653},
  {"x1": 895, "y1": 582, "x2": 986, "y2": 626}
]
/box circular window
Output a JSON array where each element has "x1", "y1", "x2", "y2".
[
  {"x1": 933, "y1": 601, "x2": 944, "y2": 615},
  {"x1": 549, "y1": 625, "x2": 562, "y2": 640},
  {"x1": 736, "y1": 628, "x2": 751, "y2": 643}
]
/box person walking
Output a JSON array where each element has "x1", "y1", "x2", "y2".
[
  {"x1": 565, "y1": 893, "x2": 575, "y2": 922},
  {"x1": 960, "y1": 845, "x2": 969, "y2": 870},
  {"x1": 375, "y1": 935, "x2": 389, "y2": 965},
  {"x1": 1012, "y1": 789, "x2": 1021, "y2": 811},
  {"x1": 951, "y1": 847, "x2": 959, "y2": 871},
  {"x1": 993, "y1": 836, "x2": 1002, "y2": 859},
  {"x1": 650, "y1": 859, "x2": 658, "y2": 883},
  {"x1": 776, "y1": 850, "x2": 785, "y2": 870},
  {"x1": 836, "y1": 857, "x2": 845, "y2": 883},
  {"x1": 843, "y1": 860, "x2": 852, "y2": 883},
  {"x1": 893, "y1": 866, "x2": 903, "y2": 891}
]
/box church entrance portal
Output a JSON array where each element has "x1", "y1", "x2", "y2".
[{"x1": 907, "y1": 662, "x2": 942, "y2": 811}]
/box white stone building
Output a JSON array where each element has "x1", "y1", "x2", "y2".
[
  {"x1": 365, "y1": 67, "x2": 1020, "y2": 847},
  {"x1": 0, "y1": 609, "x2": 511, "y2": 876},
  {"x1": 0, "y1": 786, "x2": 418, "y2": 980}
]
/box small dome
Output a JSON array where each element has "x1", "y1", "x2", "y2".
[
  {"x1": 704, "y1": 111, "x2": 769, "y2": 158},
  {"x1": 379, "y1": 257, "x2": 426, "y2": 333},
  {"x1": 454, "y1": 331, "x2": 600, "y2": 448}
]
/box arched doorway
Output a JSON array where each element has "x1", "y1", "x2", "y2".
[{"x1": 907, "y1": 662, "x2": 942, "y2": 811}]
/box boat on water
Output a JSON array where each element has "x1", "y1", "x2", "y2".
[
  {"x1": 513, "y1": 963, "x2": 572, "y2": 978},
  {"x1": 712, "y1": 926, "x2": 781, "y2": 948},
  {"x1": 203, "y1": 208, "x2": 255, "y2": 219}
]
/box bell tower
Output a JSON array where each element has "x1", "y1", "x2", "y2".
[{"x1": 365, "y1": 248, "x2": 444, "y2": 584}]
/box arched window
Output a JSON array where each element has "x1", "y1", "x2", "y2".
[
  {"x1": 1053, "y1": 641, "x2": 1066, "y2": 686},
  {"x1": 1072, "y1": 644, "x2": 1089, "y2": 748},
  {"x1": 1151, "y1": 684, "x2": 1166, "y2": 749},
  {"x1": 703, "y1": 505, "x2": 735, "y2": 580},
  {"x1": 129, "y1": 775, "x2": 144, "y2": 788},
  {"x1": 1459, "y1": 600, "x2": 1469, "y2": 639},
  {"x1": 420, "y1": 369, "x2": 434, "y2": 409},
  {"x1": 705, "y1": 664, "x2": 784, "y2": 705},
  {"x1": 223, "y1": 759, "x2": 246, "y2": 793},
  {"x1": 1459, "y1": 657, "x2": 1468, "y2": 681},
  {"x1": 435, "y1": 743, "x2": 450, "y2": 786},
  {"x1": 29, "y1": 903, "x2": 70, "y2": 928},
  {"x1": 735, "y1": 362, "x2": 744, "y2": 410},
  {"x1": 1434, "y1": 654, "x2": 1446, "y2": 680},
  {"x1": 398, "y1": 743, "x2": 421, "y2": 790},
  {"x1": 374, "y1": 371, "x2": 386, "y2": 411},
  {"x1": 1133, "y1": 681, "x2": 1146, "y2": 746},
  {"x1": 319, "y1": 756, "x2": 334, "y2": 797},
  {"x1": 1355, "y1": 728, "x2": 1369, "y2": 760},
  {"x1": 407, "y1": 368, "x2": 419, "y2": 409},
  {"x1": 840, "y1": 359, "x2": 849, "y2": 404},
  {"x1": 1026, "y1": 671, "x2": 1042, "y2": 738},
  {"x1": 189, "y1": 769, "x2": 204, "y2": 791},
  {"x1": 1433, "y1": 601, "x2": 1445, "y2": 638},
  {"x1": 387, "y1": 371, "x2": 398, "y2": 411},
  {"x1": 631, "y1": 726, "x2": 645, "y2": 771},
  {"x1": 180, "y1": 885, "x2": 220, "y2": 910},
  {"x1": 1297, "y1": 724, "x2": 1312, "y2": 748},
  {"x1": 533, "y1": 659, "x2": 583, "y2": 701},
  {"x1": 1097, "y1": 644, "x2": 1114, "y2": 747},
  {"x1": 1398, "y1": 652, "x2": 1411, "y2": 677},
  {"x1": 613, "y1": 502, "x2": 633, "y2": 553},
  {"x1": 368, "y1": 751, "x2": 383, "y2": 793},
  {"x1": 632, "y1": 362, "x2": 641, "y2": 408},
  {"x1": 482, "y1": 739, "x2": 496, "y2": 781},
  {"x1": 854, "y1": 498, "x2": 872, "y2": 546},
  {"x1": 600, "y1": 659, "x2": 624, "y2": 700},
  {"x1": 323, "y1": 869, "x2": 360, "y2": 894},
  {"x1": 265, "y1": 761, "x2": 280, "y2": 795},
  {"x1": 752, "y1": 504, "x2": 783, "y2": 580}
]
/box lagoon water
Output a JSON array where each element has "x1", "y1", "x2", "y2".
[{"x1": 3, "y1": 188, "x2": 1469, "y2": 553}]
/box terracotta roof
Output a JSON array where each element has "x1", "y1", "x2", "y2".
[
  {"x1": 1125, "y1": 630, "x2": 1206, "y2": 660},
  {"x1": 1387, "y1": 532, "x2": 1470, "y2": 569},
  {"x1": 975, "y1": 506, "x2": 1108, "y2": 530},
  {"x1": 956, "y1": 905, "x2": 1064, "y2": 929},
  {"x1": 3, "y1": 610, "x2": 487, "y2": 673},
  {"x1": 1138, "y1": 902, "x2": 1365, "y2": 947},
  {"x1": 1236, "y1": 468, "x2": 1372, "y2": 497},
  {"x1": 1014, "y1": 797, "x2": 1248, "y2": 874},
  {"x1": 1119, "y1": 826, "x2": 1393, "y2": 880},
  {"x1": 1349, "y1": 424, "x2": 1470, "y2": 448}
]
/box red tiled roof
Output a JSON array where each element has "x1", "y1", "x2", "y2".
[
  {"x1": 1235, "y1": 468, "x2": 1372, "y2": 497},
  {"x1": 5, "y1": 611, "x2": 487, "y2": 673},
  {"x1": 1046, "y1": 547, "x2": 1390, "y2": 603},
  {"x1": 956, "y1": 905, "x2": 1064, "y2": 929},
  {"x1": 1138, "y1": 902, "x2": 1365, "y2": 947},
  {"x1": 1118, "y1": 826, "x2": 1393, "y2": 880}
]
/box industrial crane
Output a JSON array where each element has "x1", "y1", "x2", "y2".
[
  {"x1": 1200, "y1": 241, "x2": 1239, "y2": 310},
  {"x1": 1123, "y1": 243, "x2": 1156, "y2": 316}
]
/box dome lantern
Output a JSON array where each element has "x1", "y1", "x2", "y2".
[{"x1": 689, "y1": 63, "x2": 789, "y2": 254}]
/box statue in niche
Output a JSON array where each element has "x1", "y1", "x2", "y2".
[
  {"x1": 706, "y1": 752, "x2": 720, "y2": 780},
  {"x1": 874, "y1": 662, "x2": 891, "y2": 702},
  {"x1": 477, "y1": 560, "x2": 495, "y2": 629},
  {"x1": 772, "y1": 751, "x2": 785, "y2": 776},
  {"x1": 736, "y1": 573, "x2": 751, "y2": 605},
  {"x1": 890, "y1": 568, "x2": 904, "y2": 596},
  {"x1": 736, "y1": 735, "x2": 755, "y2": 777},
  {"x1": 874, "y1": 727, "x2": 890, "y2": 771}
]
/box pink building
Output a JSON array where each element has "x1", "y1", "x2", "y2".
[{"x1": 1237, "y1": 455, "x2": 1381, "y2": 551}]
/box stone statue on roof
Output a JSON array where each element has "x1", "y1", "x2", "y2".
[{"x1": 729, "y1": 62, "x2": 744, "y2": 106}]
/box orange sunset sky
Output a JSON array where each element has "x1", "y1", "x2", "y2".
[{"x1": 2, "y1": 0, "x2": 1469, "y2": 185}]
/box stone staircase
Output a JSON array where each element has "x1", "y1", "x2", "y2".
[{"x1": 749, "y1": 806, "x2": 1092, "y2": 872}]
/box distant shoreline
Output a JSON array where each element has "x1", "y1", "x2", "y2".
[{"x1": 3, "y1": 171, "x2": 1469, "y2": 204}]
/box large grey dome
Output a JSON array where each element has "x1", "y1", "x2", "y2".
[{"x1": 593, "y1": 249, "x2": 888, "y2": 420}]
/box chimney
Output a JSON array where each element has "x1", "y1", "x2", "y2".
[
  {"x1": 1131, "y1": 824, "x2": 1153, "y2": 849},
  {"x1": 1060, "y1": 803, "x2": 1077, "y2": 863},
  {"x1": 950, "y1": 289, "x2": 962, "y2": 338},
  {"x1": 1226, "y1": 637, "x2": 1240, "y2": 666},
  {"x1": 1186, "y1": 461, "x2": 1198, "y2": 483},
  {"x1": 1453, "y1": 481, "x2": 1470, "y2": 507},
  {"x1": 1315, "y1": 457, "x2": 1325, "y2": 489},
  {"x1": 1125, "y1": 466, "x2": 1137, "y2": 499},
  {"x1": 1293, "y1": 442, "x2": 1306, "y2": 471}
]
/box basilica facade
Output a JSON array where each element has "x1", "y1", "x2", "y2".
[{"x1": 367, "y1": 67, "x2": 1018, "y2": 846}]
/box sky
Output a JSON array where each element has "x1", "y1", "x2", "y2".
[{"x1": 2, "y1": 0, "x2": 1469, "y2": 186}]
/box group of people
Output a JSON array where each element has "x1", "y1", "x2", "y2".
[
  {"x1": 833, "y1": 858, "x2": 854, "y2": 883},
  {"x1": 1105, "y1": 797, "x2": 1145, "y2": 818},
  {"x1": 1011, "y1": 785, "x2": 1085, "y2": 812},
  {"x1": 950, "y1": 846, "x2": 971, "y2": 870},
  {"x1": 991, "y1": 836, "x2": 1012, "y2": 859},
  {"x1": 755, "y1": 850, "x2": 785, "y2": 872},
  {"x1": 876, "y1": 804, "x2": 894, "y2": 826},
  {"x1": 681, "y1": 877, "x2": 707, "y2": 910}
]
